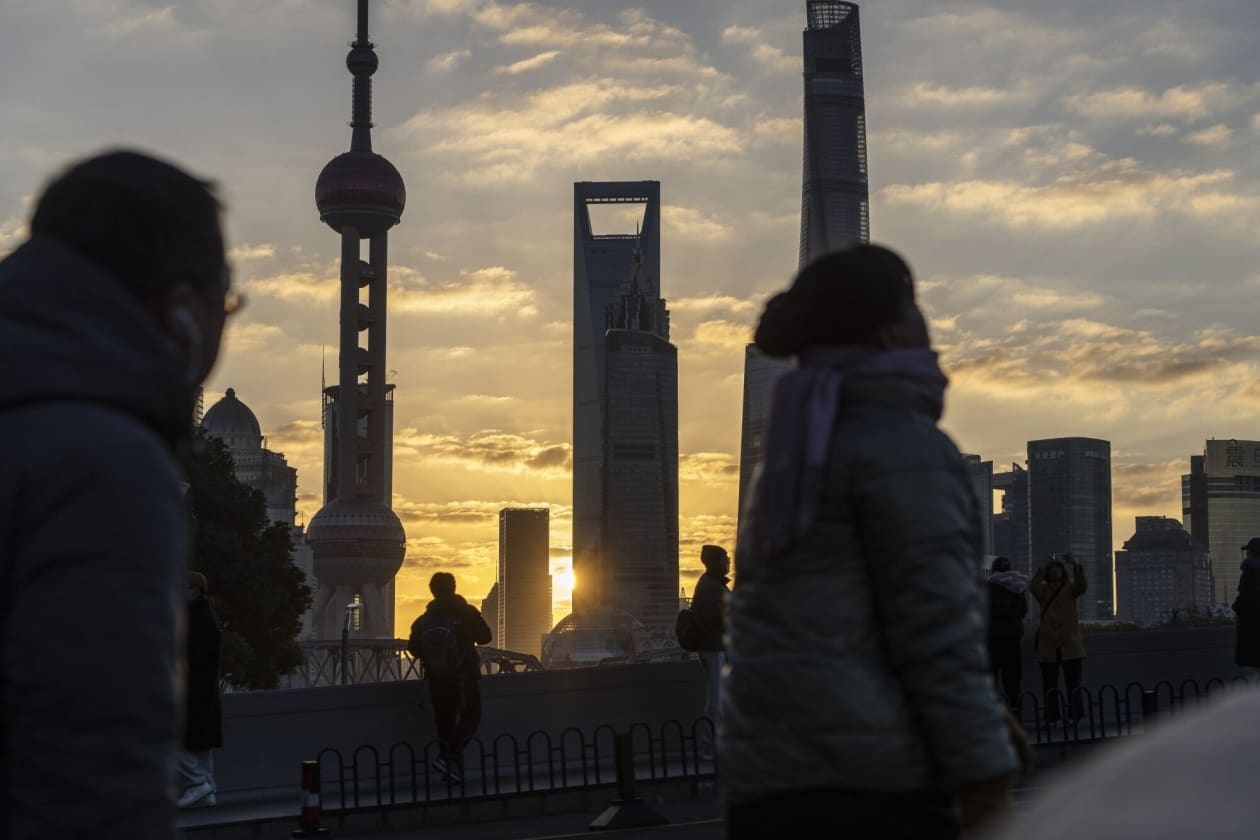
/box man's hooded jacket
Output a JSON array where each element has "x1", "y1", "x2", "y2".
[{"x1": 0, "y1": 238, "x2": 196, "y2": 838}]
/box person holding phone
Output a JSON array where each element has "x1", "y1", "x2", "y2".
[{"x1": 1030, "y1": 554, "x2": 1088, "y2": 726}]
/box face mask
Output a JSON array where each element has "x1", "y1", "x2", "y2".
[{"x1": 169, "y1": 305, "x2": 205, "y2": 387}]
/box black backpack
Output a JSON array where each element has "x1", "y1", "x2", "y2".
[
  {"x1": 409, "y1": 612, "x2": 464, "y2": 677},
  {"x1": 675, "y1": 607, "x2": 702, "y2": 651}
]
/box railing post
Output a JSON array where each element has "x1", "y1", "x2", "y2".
[
  {"x1": 589, "y1": 732, "x2": 669, "y2": 831},
  {"x1": 291, "y1": 760, "x2": 331, "y2": 837},
  {"x1": 1141, "y1": 689, "x2": 1158, "y2": 728}
]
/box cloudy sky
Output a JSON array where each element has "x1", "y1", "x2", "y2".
[{"x1": 3, "y1": 0, "x2": 1258, "y2": 634}]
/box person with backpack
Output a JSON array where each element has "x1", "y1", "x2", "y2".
[
  {"x1": 408, "y1": 572, "x2": 492, "y2": 783},
  {"x1": 689, "y1": 544, "x2": 731, "y2": 759}
]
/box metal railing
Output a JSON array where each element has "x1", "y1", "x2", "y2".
[
  {"x1": 1007, "y1": 675, "x2": 1253, "y2": 751},
  {"x1": 281, "y1": 641, "x2": 544, "y2": 688},
  {"x1": 308, "y1": 676, "x2": 1255, "y2": 815},
  {"x1": 314, "y1": 716, "x2": 718, "y2": 813}
]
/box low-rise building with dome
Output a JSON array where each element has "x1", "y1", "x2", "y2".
[
  {"x1": 202, "y1": 387, "x2": 314, "y2": 638},
  {"x1": 541, "y1": 606, "x2": 648, "y2": 669},
  {"x1": 202, "y1": 388, "x2": 298, "y2": 527}
]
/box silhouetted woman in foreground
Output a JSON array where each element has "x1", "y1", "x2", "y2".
[{"x1": 721, "y1": 244, "x2": 1025, "y2": 840}]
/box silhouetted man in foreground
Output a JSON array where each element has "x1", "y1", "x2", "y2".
[
  {"x1": 722, "y1": 244, "x2": 1023, "y2": 839},
  {"x1": 408, "y1": 572, "x2": 492, "y2": 783},
  {"x1": 0, "y1": 149, "x2": 235, "y2": 838}
]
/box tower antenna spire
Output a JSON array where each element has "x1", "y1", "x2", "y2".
[
  {"x1": 348, "y1": 0, "x2": 377, "y2": 152},
  {"x1": 309, "y1": 0, "x2": 406, "y2": 642}
]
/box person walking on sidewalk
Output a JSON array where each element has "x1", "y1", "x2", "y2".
[{"x1": 408, "y1": 572, "x2": 492, "y2": 783}]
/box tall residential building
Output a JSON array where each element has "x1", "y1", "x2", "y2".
[
  {"x1": 1118, "y1": 516, "x2": 1214, "y2": 627},
  {"x1": 1180, "y1": 439, "x2": 1260, "y2": 603},
  {"x1": 963, "y1": 454, "x2": 994, "y2": 557},
  {"x1": 1181, "y1": 454, "x2": 1208, "y2": 549},
  {"x1": 992, "y1": 463, "x2": 1030, "y2": 575},
  {"x1": 1115, "y1": 516, "x2": 1214, "y2": 626},
  {"x1": 572, "y1": 180, "x2": 663, "y2": 617},
  {"x1": 736, "y1": 346, "x2": 791, "y2": 529},
  {"x1": 1028, "y1": 438, "x2": 1114, "y2": 620},
  {"x1": 480, "y1": 582, "x2": 499, "y2": 647},
  {"x1": 601, "y1": 246, "x2": 679, "y2": 640},
  {"x1": 305, "y1": 0, "x2": 407, "y2": 640},
  {"x1": 736, "y1": 1, "x2": 870, "y2": 544},
  {"x1": 498, "y1": 508, "x2": 552, "y2": 658}
]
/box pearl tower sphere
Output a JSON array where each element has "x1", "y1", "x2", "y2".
[{"x1": 306, "y1": 0, "x2": 407, "y2": 641}]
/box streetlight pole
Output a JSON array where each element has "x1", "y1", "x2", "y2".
[{"x1": 341, "y1": 602, "x2": 362, "y2": 685}]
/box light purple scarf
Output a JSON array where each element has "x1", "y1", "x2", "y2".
[{"x1": 748, "y1": 345, "x2": 949, "y2": 558}]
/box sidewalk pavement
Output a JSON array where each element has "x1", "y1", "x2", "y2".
[{"x1": 179, "y1": 781, "x2": 721, "y2": 839}]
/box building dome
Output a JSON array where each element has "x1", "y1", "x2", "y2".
[
  {"x1": 306, "y1": 497, "x2": 406, "y2": 586},
  {"x1": 541, "y1": 606, "x2": 648, "y2": 670},
  {"x1": 315, "y1": 150, "x2": 406, "y2": 238},
  {"x1": 202, "y1": 388, "x2": 262, "y2": 448}
]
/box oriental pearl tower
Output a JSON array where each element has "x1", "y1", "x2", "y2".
[{"x1": 306, "y1": 0, "x2": 407, "y2": 641}]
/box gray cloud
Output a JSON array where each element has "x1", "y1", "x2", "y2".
[{"x1": 5, "y1": 0, "x2": 1259, "y2": 574}]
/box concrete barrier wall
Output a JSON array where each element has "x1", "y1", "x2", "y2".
[
  {"x1": 1017, "y1": 626, "x2": 1242, "y2": 696},
  {"x1": 216, "y1": 626, "x2": 1244, "y2": 797},
  {"x1": 217, "y1": 659, "x2": 707, "y2": 796}
]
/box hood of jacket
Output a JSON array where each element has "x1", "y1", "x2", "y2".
[
  {"x1": 0, "y1": 237, "x2": 194, "y2": 447},
  {"x1": 989, "y1": 570, "x2": 1029, "y2": 594},
  {"x1": 425, "y1": 593, "x2": 470, "y2": 616},
  {"x1": 700, "y1": 569, "x2": 731, "y2": 587}
]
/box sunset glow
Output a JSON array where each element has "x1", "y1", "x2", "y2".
[{"x1": 1, "y1": 2, "x2": 1257, "y2": 636}]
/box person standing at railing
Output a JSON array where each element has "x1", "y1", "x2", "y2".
[
  {"x1": 987, "y1": 557, "x2": 1029, "y2": 712},
  {"x1": 690, "y1": 544, "x2": 731, "y2": 760},
  {"x1": 1031, "y1": 555, "x2": 1088, "y2": 727},
  {"x1": 722, "y1": 245, "x2": 1025, "y2": 840},
  {"x1": 177, "y1": 571, "x2": 223, "y2": 809},
  {"x1": 407, "y1": 572, "x2": 492, "y2": 784},
  {"x1": 1232, "y1": 538, "x2": 1260, "y2": 677}
]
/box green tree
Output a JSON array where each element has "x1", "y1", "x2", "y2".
[{"x1": 182, "y1": 429, "x2": 312, "y2": 689}]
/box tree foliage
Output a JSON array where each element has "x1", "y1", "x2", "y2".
[{"x1": 182, "y1": 429, "x2": 312, "y2": 689}]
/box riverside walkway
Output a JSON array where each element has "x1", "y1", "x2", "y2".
[{"x1": 179, "y1": 674, "x2": 1247, "y2": 838}]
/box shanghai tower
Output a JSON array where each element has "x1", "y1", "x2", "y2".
[
  {"x1": 736, "y1": 1, "x2": 870, "y2": 543},
  {"x1": 306, "y1": 0, "x2": 407, "y2": 640}
]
